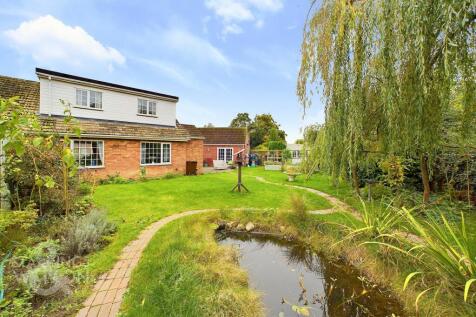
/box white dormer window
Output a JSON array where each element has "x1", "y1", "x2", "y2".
[
  {"x1": 138, "y1": 99, "x2": 157, "y2": 116},
  {"x1": 89, "y1": 91, "x2": 102, "y2": 109},
  {"x1": 76, "y1": 89, "x2": 102, "y2": 109}
]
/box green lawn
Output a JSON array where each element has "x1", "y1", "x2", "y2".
[
  {"x1": 89, "y1": 170, "x2": 331, "y2": 274},
  {"x1": 121, "y1": 213, "x2": 263, "y2": 317},
  {"x1": 246, "y1": 167, "x2": 360, "y2": 209},
  {"x1": 86, "y1": 167, "x2": 475, "y2": 316}
]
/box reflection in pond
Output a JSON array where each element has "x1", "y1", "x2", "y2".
[{"x1": 217, "y1": 232, "x2": 404, "y2": 317}]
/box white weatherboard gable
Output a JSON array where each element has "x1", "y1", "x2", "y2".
[{"x1": 39, "y1": 78, "x2": 177, "y2": 127}]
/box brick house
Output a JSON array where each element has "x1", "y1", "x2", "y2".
[
  {"x1": 0, "y1": 68, "x2": 204, "y2": 179},
  {"x1": 198, "y1": 127, "x2": 250, "y2": 167}
]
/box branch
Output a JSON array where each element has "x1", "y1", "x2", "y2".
[{"x1": 429, "y1": 11, "x2": 476, "y2": 67}]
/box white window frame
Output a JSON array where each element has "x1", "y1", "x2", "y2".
[
  {"x1": 217, "y1": 147, "x2": 233, "y2": 162},
  {"x1": 71, "y1": 139, "x2": 105, "y2": 169},
  {"x1": 137, "y1": 99, "x2": 157, "y2": 117},
  {"x1": 140, "y1": 142, "x2": 172, "y2": 166},
  {"x1": 292, "y1": 150, "x2": 300, "y2": 159},
  {"x1": 75, "y1": 89, "x2": 103, "y2": 110}
]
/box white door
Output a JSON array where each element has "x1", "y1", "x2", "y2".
[{"x1": 217, "y1": 147, "x2": 233, "y2": 162}]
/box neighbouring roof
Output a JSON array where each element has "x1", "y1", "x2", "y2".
[
  {"x1": 177, "y1": 123, "x2": 204, "y2": 139},
  {"x1": 287, "y1": 143, "x2": 303, "y2": 151},
  {"x1": 198, "y1": 127, "x2": 248, "y2": 145},
  {"x1": 36, "y1": 68, "x2": 179, "y2": 101},
  {"x1": 0, "y1": 74, "x2": 195, "y2": 142},
  {"x1": 0, "y1": 75, "x2": 40, "y2": 113}
]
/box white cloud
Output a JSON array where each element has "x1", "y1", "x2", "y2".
[
  {"x1": 4, "y1": 15, "x2": 125, "y2": 69},
  {"x1": 222, "y1": 24, "x2": 243, "y2": 36},
  {"x1": 247, "y1": 0, "x2": 283, "y2": 12},
  {"x1": 133, "y1": 57, "x2": 196, "y2": 88},
  {"x1": 205, "y1": 0, "x2": 254, "y2": 22},
  {"x1": 204, "y1": 0, "x2": 283, "y2": 37},
  {"x1": 162, "y1": 27, "x2": 230, "y2": 67}
]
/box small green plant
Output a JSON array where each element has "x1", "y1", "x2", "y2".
[
  {"x1": 0, "y1": 210, "x2": 38, "y2": 253},
  {"x1": 339, "y1": 198, "x2": 403, "y2": 244},
  {"x1": 99, "y1": 173, "x2": 129, "y2": 185},
  {"x1": 139, "y1": 166, "x2": 146, "y2": 180},
  {"x1": 78, "y1": 182, "x2": 93, "y2": 196},
  {"x1": 22, "y1": 262, "x2": 69, "y2": 297},
  {"x1": 162, "y1": 173, "x2": 178, "y2": 180},
  {"x1": 289, "y1": 194, "x2": 308, "y2": 221},
  {"x1": 61, "y1": 209, "x2": 116, "y2": 258},
  {"x1": 368, "y1": 209, "x2": 476, "y2": 306},
  {"x1": 379, "y1": 155, "x2": 405, "y2": 188},
  {"x1": 402, "y1": 210, "x2": 475, "y2": 304},
  {"x1": 17, "y1": 240, "x2": 61, "y2": 266},
  {"x1": 0, "y1": 252, "x2": 11, "y2": 302}
]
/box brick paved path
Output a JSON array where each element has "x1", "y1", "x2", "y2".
[
  {"x1": 76, "y1": 209, "x2": 216, "y2": 317},
  {"x1": 76, "y1": 177, "x2": 355, "y2": 317}
]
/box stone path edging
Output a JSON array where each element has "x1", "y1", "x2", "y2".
[{"x1": 77, "y1": 177, "x2": 359, "y2": 317}]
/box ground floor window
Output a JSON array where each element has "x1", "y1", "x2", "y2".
[
  {"x1": 292, "y1": 150, "x2": 300, "y2": 158},
  {"x1": 141, "y1": 142, "x2": 171, "y2": 165},
  {"x1": 72, "y1": 140, "x2": 104, "y2": 168},
  {"x1": 218, "y1": 147, "x2": 233, "y2": 162}
]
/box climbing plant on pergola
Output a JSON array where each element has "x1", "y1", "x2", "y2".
[{"x1": 298, "y1": 0, "x2": 475, "y2": 202}]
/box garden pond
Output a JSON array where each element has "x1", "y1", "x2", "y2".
[{"x1": 217, "y1": 232, "x2": 405, "y2": 317}]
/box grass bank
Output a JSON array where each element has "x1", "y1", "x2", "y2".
[
  {"x1": 243, "y1": 168, "x2": 476, "y2": 316},
  {"x1": 121, "y1": 214, "x2": 263, "y2": 316}
]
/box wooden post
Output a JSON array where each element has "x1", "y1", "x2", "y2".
[{"x1": 232, "y1": 152, "x2": 249, "y2": 193}]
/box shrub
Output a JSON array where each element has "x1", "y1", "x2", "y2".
[
  {"x1": 379, "y1": 155, "x2": 405, "y2": 188},
  {"x1": 78, "y1": 182, "x2": 93, "y2": 196},
  {"x1": 285, "y1": 165, "x2": 301, "y2": 175},
  {"x1": 361, "y1": 182, "x2": 392, "y2": 201},
  {"x1": 22, "y1": 262, "x2": 69, "y2": 297},
  {"x1": 5, "y1": 140, "x2": 81, "y2": 216},
  {"x1": 99, "y1": 173, "x2": 129, "y2": 185},
  {"x1": 17, "y1": 240, "x2": 61, "y2": 266},
  {"x1": 0, "y1": 210, "x2": 38, "y2": 253},
  {"x1": 0, "y1": 210, "x2": 37, "y2": 232},
  {"x1": 384, "y1": 209, "x2": 476, "y2": 305},
  {"x1": 139, "y1": 166, "x2": 146, "y2": 180},
  {"x1": 61, "y1": 210, "x2": 116, "y2": 258},
  {"x1": 268, "y1": 140, "x2": 286, "y2": 150},
  {"x1": 162, "y1": 173, "x2": 179, "y2": 180},
  {"x1": 289, "y1": 194, "x2": 308, "y2": 221}
]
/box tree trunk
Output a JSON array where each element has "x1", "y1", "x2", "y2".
[
  {"x1": 420, "y1": 154, "x2": 431, "y2": 203},
  {"x1": 351, "y1": 164, "x2": 361, "y2": 196}
]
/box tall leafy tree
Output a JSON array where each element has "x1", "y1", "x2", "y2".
[
  {"x1": 298, "y1": 0, "x2": 475, "y2": 202},
  {"x1": 229, "y1": 112, "x2": 252, "y2": 128},
  {"x1": 249, "y1": 114, "x2": 286, "y2": 148}
]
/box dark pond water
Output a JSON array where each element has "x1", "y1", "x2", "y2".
[{"x1": 217, "y1": 232, "x2": 405, "y2": 317}]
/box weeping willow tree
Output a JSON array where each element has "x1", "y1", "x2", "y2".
[{"x1": 298, "y1": 0, "x2": 476, "y2": 202}]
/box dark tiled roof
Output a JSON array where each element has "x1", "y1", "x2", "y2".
[
  {"x1": 177, "y1": 123, "x2": 204, "y2": 139},
  {"x1": 198, "y1": 127, "x2": 248, "y2": 145},
  {"x1": 41, "y1": 116, "x2": 191, "y2": 141},
  {"x1": 0, "y1": 75, "x2": 191, "y2": 141},
  {"x1": 0, "y1": 75, "x2": 40, "y2": 113},
  {"x1": 36, "y1": 68, "x2": 179, "y2": 101}
]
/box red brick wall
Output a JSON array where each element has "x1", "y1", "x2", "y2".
[
  {"x1": 80, "y1": 139, "x2": 203, "y2": 180},
  {"x1": 203, "y1": 144, "x2": 248, "y2": 167}
]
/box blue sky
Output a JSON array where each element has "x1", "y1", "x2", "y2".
[{"x1": 0, "y1": 0, "x2": 324, "y2": 142}]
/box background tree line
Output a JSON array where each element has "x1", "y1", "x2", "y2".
[{"x1": 229, "y1": 112, "x2": 287, "y2": 150}]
